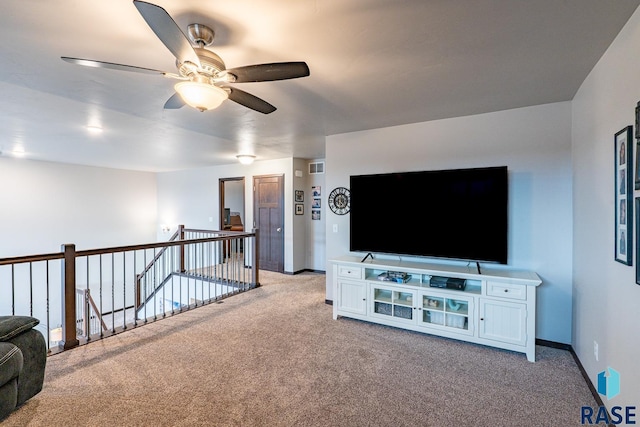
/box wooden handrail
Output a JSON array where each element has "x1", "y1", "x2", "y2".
[
  {"x1": 76, "y1": 233, "x2": 254, "y2": 257},
  {"x1": 0, "y1": 231, "x2": 253, "y2": 266},
  {"x1": 182, "y1": 227, "x2": 237, "y2": 234},
  {"x1": 0, "y1": 252, "x2": 64, "y2": 266}
]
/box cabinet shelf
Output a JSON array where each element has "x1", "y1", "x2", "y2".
[
  {"x1": 366, "y1": 268, "x2": 483, "y2": 295},
  {"x1": 423, "y1": 311, "x2": 469, "y2": 330}
]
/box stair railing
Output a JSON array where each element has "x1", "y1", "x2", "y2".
[
  {"x1": 0, "y1": 227, "x2": 259, "y2": 353},
  {"x1": 135, "y1": 226, "x2": 182, "y2": 308},
  {"x1": 134, "y1": 225, "x2": 250, "y2": 310},
  {"x1": 75, "y1": 288, "x2": 108, "y2": 338}
]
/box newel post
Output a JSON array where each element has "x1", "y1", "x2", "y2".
[
  {"x1": 61, "y1": 244, "x2": 79, "y2": 350},
  {"x1": 252, "y1": 228, "x2": 260, "y2": 288},
  {"x1": 179, "y1": 224, "x2": 186, "y2": 273}
]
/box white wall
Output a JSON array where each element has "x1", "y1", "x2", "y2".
[
  {"x1": 572, "y1": 6, "x2": 640, "y2": 410},
  {"x1": 293, "y1": 158, "x2": 308, "y2": 272},
  {"x1": 157, "y1": 157, "x2": 308, "y2": 273},
  {"x1": 0, "y1": 157, "x2": 157, "y2": 336},
  {"x1": 0, "y1": 157, "x2": 157, "y2": 257},
  {"x1": 325, "y1": 102, "x2": 573, "y2": 344},
  {"x1": 305, "y1": 159, "x2": 326, "y2": 272}
]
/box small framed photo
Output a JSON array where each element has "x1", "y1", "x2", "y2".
[
  {"x1": 312, "y1": 210, "x2": 321, "y2": 220},
  {"x1": 635, "y1": 138, "x2": 640, "y2": 190},
  {"x1": 312, "y1": 186, "x2": 321, "y2": 197},
  {"x1": 295, "y1": 190, "x2": 304, "y2": 202},
  {"x1": 295, "y1": 204, "x2": 304, "y2": 215},
  {"x1": 312, "y1": 198, "x2": 321, "y2": 209},
  {"x1": 615, "y1": 125, "x2": 633, "y2": 265},
  {"x1": 635, "y1": 101, "x2": 640, "y2": 140},
  {"x1": 635, "y1": 101, "x2": 640, "y2": 189},
  {"x1": 636, "y1": 198, "x2": 640, "y2": 284}
]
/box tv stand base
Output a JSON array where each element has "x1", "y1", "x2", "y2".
[{"x1": 331, "y1": 255, "x2": 541, "y2": 361}]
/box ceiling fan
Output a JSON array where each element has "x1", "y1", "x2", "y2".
[{"x1": 62, "y1": 0, "x2": 310, "y2": 114}]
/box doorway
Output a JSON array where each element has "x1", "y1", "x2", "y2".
[
  {"x1": 219, "y1": 177, "x2": 245, "y2": 231},
  {"x1": 253, "y1": 174, "x2": 284, "y2": 272}
]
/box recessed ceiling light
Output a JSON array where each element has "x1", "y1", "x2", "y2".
[
  {"x1": 87, "y1": 125, "x2": 103, "y2": 134},
  {"x1": 12, "y1": 147, "x2": 25, "y2": 157}
]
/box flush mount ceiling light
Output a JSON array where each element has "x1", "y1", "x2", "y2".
[
  {"x1": 174, "y1": 81, "x2": 228, "y2": 112},
  {"x1": 11, "y1": 147, "x2": 25, "y2": 158},
  {"x1": 236, "y1": 154, "x2": 256, "y2": 165},
  {"x1": 86, "y1": 125, "x2": 103, "y2": 134}
]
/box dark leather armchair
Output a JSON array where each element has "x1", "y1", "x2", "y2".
[{"x1": 0, "y1": 316, "x2": 46, "y2": 420}]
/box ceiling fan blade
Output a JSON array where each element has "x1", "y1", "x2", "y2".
[
  {"x1": 226, "y1": 87, "x2": 276, "y2": 114},
  {"x1": 226, "y1": 62, "x2": 310, "y2": 83},
  {"x1": 61, "y1": 57, "x2": 167, "y2": 75},
  {"x1": 164, "y1": 93, "x2": 185, "y2": 109},
  {"x1": 133, "y1": 0, "x2": 201, "y2": 67}
]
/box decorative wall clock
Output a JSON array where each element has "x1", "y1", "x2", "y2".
[{"x1": 328, "y1": 187, "x2": 350, "y2": 215}]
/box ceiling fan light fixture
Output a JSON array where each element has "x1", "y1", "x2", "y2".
[
  {"x1": 174, "y1": 81, "x2": 228, "y2": 112},
  {"x1": 236, "y1": 154, "x2": 256, "y2": 165}
]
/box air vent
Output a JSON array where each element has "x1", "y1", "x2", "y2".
[{"x1": 309, "y1": 161, "x2": 325, "y2": 174}]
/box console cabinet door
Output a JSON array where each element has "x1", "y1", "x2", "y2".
[
  {"x1": 369, "y1": 284, "x2": 416, "y2": 324},
  {"x1": 478, "y1": 299, "x2": 526, "y2": 346},
  {"x1": 418, "y1": 291, "x2": 474, "y2": 336},
  {"x1": 337, "y1": 280, "x2": 367, "y2": 316}
]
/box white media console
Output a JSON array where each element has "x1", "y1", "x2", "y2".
[{"x1": 331, "y1": 255, "x2": 542, "y2": 361}]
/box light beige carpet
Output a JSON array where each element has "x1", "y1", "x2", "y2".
[{"x1": 3, "y1": 271, "x2": 596, "y2": 426}]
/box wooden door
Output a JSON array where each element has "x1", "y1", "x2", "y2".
[{"x1": 253, "y1": 175, "x2": 284, "y2": 272}]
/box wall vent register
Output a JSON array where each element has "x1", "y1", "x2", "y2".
[{"x1": 309, "y1": 162, "x2": 325, "y2": 174}]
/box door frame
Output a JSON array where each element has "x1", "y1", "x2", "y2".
[{"x1": 219, "y1": 177, "x2": 245, "y2": 230}]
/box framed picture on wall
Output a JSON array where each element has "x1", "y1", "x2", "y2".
[
  {"x1": 636, "y1": 101, "x2": 640, "y2": 189},
  {"x1": 636, "y1": 138, "x2": 640, "y2": 190},
  {"x1": 636, "y1": 198, "x2": 640, "y2": 284},
  {"x1": 295, "y1": 190, "x2": 304, "y2": 202},
  {"x1": 295, "y1": 204, "x2": 304, "y2": 215},
  {"x1": 615, "y1": 125, "x2": 633, "y2": 265},
  {"x1": 636, "y1": 101, "x2": 640, "y2": 140}
]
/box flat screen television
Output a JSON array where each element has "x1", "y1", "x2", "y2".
[{"x1": 349, "y1": 166, "x2": 508, "y2": 264}]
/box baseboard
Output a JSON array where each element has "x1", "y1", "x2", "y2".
[
  {"x1": 286, "y1": 269, "x2": 327, "y2": 275},
  {"x1": 536, "y1": 340, "x2": 609, "y2": 423},
  {"x1": 535, "y1": 338, "x2": 571, "y2": 351},
  {"x1": 568, "y1": 346, "x2": 608, "y2": 413}
]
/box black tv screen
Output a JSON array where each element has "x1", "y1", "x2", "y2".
[{"x1": 349, "y1": 166, "x2": 508, "y2": 264}]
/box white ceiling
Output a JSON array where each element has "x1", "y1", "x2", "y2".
[{"x1": 1, "y1": 0, "x2": 638, "y2": 172}]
